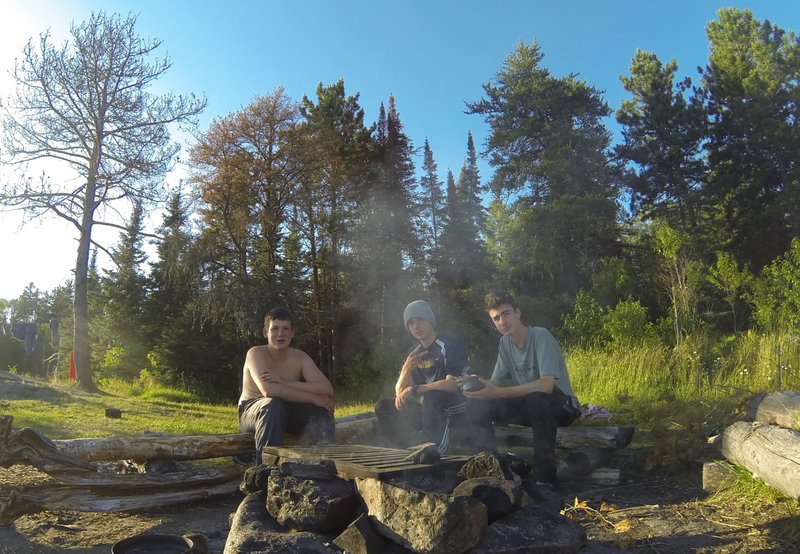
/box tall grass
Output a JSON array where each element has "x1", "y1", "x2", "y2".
[{"x1": 566, "y1": 330, "x2": 800, "y2": 427}]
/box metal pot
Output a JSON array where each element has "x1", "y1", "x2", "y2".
[{"x1": 111, "y1": 533, "x2": 193, "y2": 554}]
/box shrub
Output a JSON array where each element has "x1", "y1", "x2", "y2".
[
  {"x1": 749, "y1": 238, "x2": 800, "y2": 333},
  {"x1": 603, "y1": 297, "x2": 656, "y2": 345},
  {"x1": 561, "y1": 290, "x2": 606, "y2": 346}
]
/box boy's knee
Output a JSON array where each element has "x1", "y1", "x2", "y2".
[
  {"x1": 259, "y1": 398, "x2": 287, "y2": 420},
  {"x1": 375, "y1": 397, "x2": 396, "y2": 414}
]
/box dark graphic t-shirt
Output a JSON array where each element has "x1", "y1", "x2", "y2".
[{"x1": 406, "y1": 332, "x2": 469, "y2": 385}]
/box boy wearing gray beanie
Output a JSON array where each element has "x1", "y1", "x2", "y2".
[{"x1": 375, "y1": 300, "x2": 469, "y2": 453}]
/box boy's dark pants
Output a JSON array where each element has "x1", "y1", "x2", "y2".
[
  {"x1": 465, "y1": 389, "x2": 579, "y2": 484},
  {"x1": 375, "y1": 390, "x2": 461, "y2": 447},
  {"x1": 238, "y1": 397, "x2": 335, "y2": 464}
]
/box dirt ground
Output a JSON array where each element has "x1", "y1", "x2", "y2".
[
  {"x1": 2, "y1": 373, "x2": 799, "y2": 553},
  {"x1": 0, "y1": 467, "x2": 241, "y2": 553},
  {"x1": 3, "y1": 456, "x2": 799, "y2": 552}
]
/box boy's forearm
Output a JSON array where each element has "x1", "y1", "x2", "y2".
[
  {"x1": 280, "y1": 379, "x2": 333, "y2": 397},
  {"x1": 501, "y1": 376, "x2": 555, "y2": 398},
  {"x1": 420, "y1": 379, "x2": 458, "y2": 393},
  {"x1": 395, "y1": 373, "x2": 413, "y2": 396},
  {"x1": 264, "y1": 383, "x2": 330, "y2": 404}
]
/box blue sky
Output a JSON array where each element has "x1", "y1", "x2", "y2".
[{"x1": 1, "y1": 0, "x2": 799, "y2": 300}]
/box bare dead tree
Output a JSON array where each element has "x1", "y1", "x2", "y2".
[{"x1": 0, "y1": 12, "x2": 206, "y2": 389}]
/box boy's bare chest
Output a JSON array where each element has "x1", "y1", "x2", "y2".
[{"x1": 258, "y1": 348, "x2": 302, "y2": 380}]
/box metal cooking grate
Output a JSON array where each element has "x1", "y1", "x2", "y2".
[{"x1": 262, "y1": 444, "x2": 469, "y2": 479}]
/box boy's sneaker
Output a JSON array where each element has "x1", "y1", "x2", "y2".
[{"x1": 233, "y1": 452, "x2": 257, "y2": 466}]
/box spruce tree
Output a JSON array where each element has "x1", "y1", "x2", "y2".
[
  {"x1": 418, "y1": 139, "x2": 446, "y2": 285},
  {"x1": 99, "y1": 201, "x2": 149, "y2": 379}
]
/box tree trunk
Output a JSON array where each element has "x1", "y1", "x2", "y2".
[
  {"x1": 747, "y1": 391, "x2": 800, "y2": 430},
  {"x1": 721, "y1": 420, "x2": 800, "y2": 500},
  {"x1": 73, "y1": 177, "x2": 97, "y2": 391}
]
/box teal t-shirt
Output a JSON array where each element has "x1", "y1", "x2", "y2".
[{"x1": 490, "y1": 326, "x2": 580, "y2": 410}]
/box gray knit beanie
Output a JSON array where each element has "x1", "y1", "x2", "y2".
[{"x1": 403, "y1": 300, "x2": 436, "y2": 329}]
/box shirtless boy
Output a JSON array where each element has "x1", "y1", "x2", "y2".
[{"x1": 237, "y1": 307, "x2": 335, "y2": 464}]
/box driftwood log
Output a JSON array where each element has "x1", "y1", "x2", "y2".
[
  {"x1": 1, "y1": 415, "x2": 96, "y2": 475},
  {"x1": 0, "y1": 473, "x2": 240, "y2": 526},
  {"x1": 747, "y1": 391, "x2": 800, "y2": 430},
  {"x1": 51, "y1": 417, "x2": 635, "y2": 463},
  {"x1": 52, "y1": 413, "x2": 379, "y2": 463},
  {"x1": 495, "y1": 424, "x2": 635, "y2": 450},
  {"x1": 53, "y1": 433, "x2": 254, "y2": 463},
  {"x1": 721, "y1": 420, "x2": 800, "y2": 500},
  {"x1": 0, "y1": 415, "x2": 243, "y2": 525}
]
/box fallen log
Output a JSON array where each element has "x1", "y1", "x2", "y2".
[
  {"x1": 50, "y1": 419, "x2": 634, "y2": 463},
  {"x1": 40, "y1": 465, "x2": 242, "y2": 487},
  {"x1": 581, "y1": 467, "x2": 622, "y2": 485},
  {"x1": 1, "y1": 415, "x2": 96, "y2": 475},
  {"x1": 0, "y1": 473, "x2": 240, "y2": 526},
  {"x1": 721, "y1": 420, "x2": 800, "y2": 500},
  {"x1": 53, "y1": 433, "x2": 254, "y2": 463},
  {"x1": 747, "y1": 391, "x2": 800, "y2": 430},
  {"x1": 1, "y1": 414, "x2": 246, "y2": 526},
  {"x1": 52, "y1": 414, "x2": 381, "y2": 463},
  {"x1": 335, "y1": 412, "x2": 379, "y2": 443},
  {"x1": 495, "y1": 425, "x2": 635, "y2": 450}
]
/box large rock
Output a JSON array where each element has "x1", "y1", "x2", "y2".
[
  {"x1": 452, "y1": 476, "x2": 522, "y2": 522},
  {"x1": 458, "y1": 452, "x2": 516, "y2": 480},
  {"x1": 333, "y1": 512, "x2": 388, "y2": 554},
  {"x1": 224, "y1": 492, "x2": 339, "y2": 553},
  {"x1": 355, "y1": 477, "x2": 487, "y2": 553},
  {"x1": 241, "y1": 464, "x2": 272, "y2": 494},
  {"x1": 470, "y1": 504, "x2": 587, "y2": 553},
  {"x1": 279, "y1": 458, "x2": 338, "y2": 480},
  {"x1": 267, "y1": 468, "x2": 358, "y2": 533},
  {"x1": 520, "y1": 478, "x2": 564, "y2": 514}
]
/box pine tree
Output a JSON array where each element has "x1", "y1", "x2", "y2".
[
  {"x1": 437, "y1": 133, "x2": 490, "y2": 290},
  {"x1": 467, "y1": 41, "x2": 621, "y2": 318},
  {"x1": 297, "y1": 80, "x2": 374, "y2": 378},
  {"x1": 99, "y1": 201, "x2": 149, "y2": 379},
  {"x1": 419, "y1": 139, "x2": 446, "y2": 285},
  {"x1": 701, "y1": 8, "x2": 800, "y2": 270},
  {"x1": 615, "y1": 50, "x2": 706, "y2": 233},
  {"x1": 353, "y1": 96, "x2": 419, "y2": 341}
]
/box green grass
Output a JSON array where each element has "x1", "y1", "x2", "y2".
[
  {"x1": 4, "y1": 329, "x2": 797, "y2": 456},
  {"x1": 1, "y1": 377, "x2": 372, "y2": 440},
  {"x1": 706, "y1": 461, "x2": 800, "y2": 542}
]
